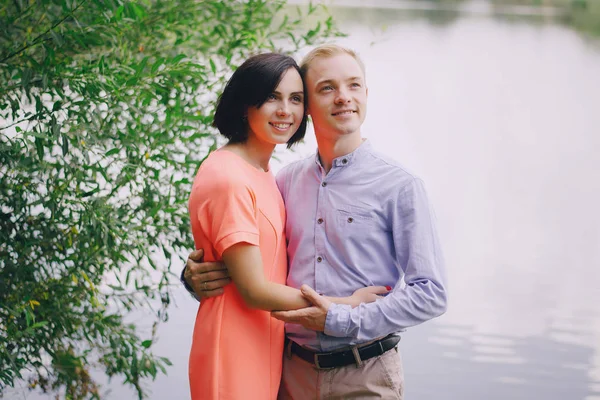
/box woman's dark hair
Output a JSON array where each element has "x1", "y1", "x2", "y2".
[{"x1": 213, "y1": 53, "x2": 307, "y2": 148}]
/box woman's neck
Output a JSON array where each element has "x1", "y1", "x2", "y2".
[{"x1": 223, "y1": 137, "x2": 275, "y2": 172}]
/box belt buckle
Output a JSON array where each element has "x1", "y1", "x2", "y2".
[{"x1": 313, "y1": 351, "x2": 333, "y2": 370}]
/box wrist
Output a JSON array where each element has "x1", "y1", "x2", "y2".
[
  {"x1": 347, "y1": 296, "x2": 360, "y2": 308},
  {"x1": 326, "y1": 295, "x2": 356, "y2": 308}
]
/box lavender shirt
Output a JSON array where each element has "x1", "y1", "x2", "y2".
[{"x1": 276, "y1": 140, "x2": 447, "y2": 352}]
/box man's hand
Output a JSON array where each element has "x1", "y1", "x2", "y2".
[
  {"x1": 184, "y1": 249, "x2": 231, "y2": 299},
  {"x1": 271, "y1": 285, "x2": 331, "y2": 332}
]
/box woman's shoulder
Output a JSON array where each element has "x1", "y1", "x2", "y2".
[{"x1": 193, "y1": 151, "x2": 249, "y2": 193}]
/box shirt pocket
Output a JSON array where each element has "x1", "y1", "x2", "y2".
[{"x1": 336, "y1": 206, "x2": 377, "y2": 230}]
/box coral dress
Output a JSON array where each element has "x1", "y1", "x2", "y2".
[{"x1": 188, "y1": 150, "x2": 287, "y2": 400}]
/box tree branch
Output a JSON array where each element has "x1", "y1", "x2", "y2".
[{"x1": 0, "y1": 0, "x2": 88, "y2": 64}]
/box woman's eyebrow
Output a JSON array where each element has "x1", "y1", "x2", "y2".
[{"x1": 273, "y1": 90, "x2": 304, "y2": 95}]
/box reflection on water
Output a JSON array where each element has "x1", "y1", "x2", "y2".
[{"x1": 403, "y1": 321, "x2": 600, "y2": 399}]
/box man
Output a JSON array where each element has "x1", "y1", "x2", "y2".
[{"x1": 183, "y1": 44, "x2": 447, "y2": 399}]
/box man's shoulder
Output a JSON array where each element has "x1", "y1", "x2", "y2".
[{"x1": 364, "y1": 146, "x2": 422, "y2": 187}]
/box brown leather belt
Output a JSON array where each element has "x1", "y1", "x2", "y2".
[{"x1": 290, "y1": 334, "x2": 400, "y2": 369}]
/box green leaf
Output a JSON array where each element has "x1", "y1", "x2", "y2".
[
  {"x1": 141, "y1": 340, "x2": 152, "y2": 348},
  {"x1": 136, "y1": 56, "x2": 149, "y2": 76},
  {"x1": 149, "y1": 205, "x2": 160, "y2": 217},
  {"x1": 79, "y1": 188, "x2": 100, "y2": 198},
  {"x1": 171, "y1": 54, "x2": 186, "y2": 64},
  {"x1": 50, "y1": 31, "x2": 65, "y2": 47},
  {"x1": 151, "y1": 57, "x2": 164, "y2": 74},
  {"x1": 209, "y1": 58, "x2": 216, "y2": 75},
  {"x1": 21, "y1": 68, "x2": 33, "y2": 89},
  {"x1": 130, "y1": 3, "x2": 147, "y2": 19},
  {"x1": 61, "y1": 133, "x2": 69, "y2": 156},
  {"x1": 34, "y1": 137, "x2": 44, "y2": 160},
  {"x1": 51, "y1": 120, "x2": 60, "y2": 137},
  {"x1": 30, "y1": 321, "x2": 49, "y2": 330},
  {"x1": 160, "y1": 357, "x2": 172, "y2": 366},
  {"x1": 115, "y1": 5, "x2": 125, "y2": 20}
]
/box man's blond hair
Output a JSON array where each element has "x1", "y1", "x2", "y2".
[{"x1": 300, "y1": 44, "x2": 366, "y2": 78}]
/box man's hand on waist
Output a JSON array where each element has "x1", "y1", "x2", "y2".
[
  {"x1": 183, "y1": 249, "x2": 231, "y2": 299},
  {"x1": 271, "y1": 284, "x2": 330, "y2": 331}
]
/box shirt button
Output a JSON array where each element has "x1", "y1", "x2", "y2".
[
  {"x1": 347, "y1": 217, "x2": 354, "y2": 223},
  {"x1": 321, "y1": 182, "x2": 327, "y2": 187},
  {"x1": 317, "y1": 256, "x2": 323, "y2": 263},
  {"x1": 317, "y1": 218, "x2": 323, "y2": 224},
  {"x1": 342, "y1": 158, "x2": 348, "y2": 164}
]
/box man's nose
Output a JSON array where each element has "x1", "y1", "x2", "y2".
[{"x1": 335, "y1": 88, "x2": 350, "y2": 104}]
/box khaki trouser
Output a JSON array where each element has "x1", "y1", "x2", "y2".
[{"x1": 278, "y1": 343, "x2": 404, "y2": 400}]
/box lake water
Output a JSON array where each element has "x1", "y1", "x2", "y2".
[{"x1": 11, "y1": 1, "x2": 600, "y2": 399}]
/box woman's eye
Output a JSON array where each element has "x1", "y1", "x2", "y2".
[
  {"x1": 292, "y1": 95, "x2": 303, "y2": 102},
  {"x1": 267, "y1": 94, "x2": 277, "y2": 100}
]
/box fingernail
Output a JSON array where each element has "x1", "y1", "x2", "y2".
[{"x1": 386, "y1": 286, "x2": 392, "y2": 291}]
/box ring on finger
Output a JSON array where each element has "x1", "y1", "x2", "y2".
[{"x1": 203, "y1": 281, "x2": 208, "y2": 291}]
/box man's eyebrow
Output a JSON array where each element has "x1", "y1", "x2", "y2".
[
  {"x1": 315, "y1": 79, "x2": 335, "y2": 86},
  {"x1": 315, "y1": 77, "x2": 363, "y2": 86}
]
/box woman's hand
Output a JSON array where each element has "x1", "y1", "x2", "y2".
[{"x1": 349, "y1": 286, "x2": 391, "y2": 307}]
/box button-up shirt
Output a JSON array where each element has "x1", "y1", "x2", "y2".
[{"x1": 276, "y1": 140, "x2": 447, "y2": 351}]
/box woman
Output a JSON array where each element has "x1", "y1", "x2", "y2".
[{"x1": 188, "y1": 53, "x2": 384, "y2": 400}]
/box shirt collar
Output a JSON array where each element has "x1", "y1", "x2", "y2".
[{"x1": 313, "y1": 139, "x2": 371, "y2": 169}]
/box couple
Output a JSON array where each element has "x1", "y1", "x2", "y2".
[{"x1": 183, "y1": 44, "x2": 447, "y2": 399}]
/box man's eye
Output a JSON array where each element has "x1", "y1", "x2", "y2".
[
  {"x1": 351, "y1": 83, "x2": 361, "y2": 88},
  {"x1": 321, "y1": 86, "x2": 333, "y2": 92}
]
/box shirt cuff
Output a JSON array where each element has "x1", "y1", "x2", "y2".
[
  {"x1": 324, "y1": 303, "x2": 352, "y2": 337},
  {"x1": 180, "y1": 265, "x2": 201, "y2": 302}
]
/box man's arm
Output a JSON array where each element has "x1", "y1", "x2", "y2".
[
  {"x1": 273, "y1": 178, "x2": 448, "y2": 340},
  {"x1": 181, "y1": 249, "x2": 231, "y2": 301}
]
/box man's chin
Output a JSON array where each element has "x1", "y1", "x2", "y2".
[{"x1": 334, "y1": 124, "x2": 360, "y2": 136}]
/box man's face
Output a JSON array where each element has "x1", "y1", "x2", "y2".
[{"x1": 305, "y1": 53, "x2": 368, "y2": 140}]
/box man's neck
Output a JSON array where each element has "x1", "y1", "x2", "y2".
[{"x1": 315, "y1": 133, "x2": 363, "y2": 173}]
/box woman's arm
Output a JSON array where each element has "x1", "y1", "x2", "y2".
[
  {"x1": 222, "y1": 243, "x2": 389, "y2": 311},
  {"x1": 324, "y1": 285, "x2": 390, "y2": 308},
  {"x1": 222, "y1": 243, "x2": 309, "y2": 311}
]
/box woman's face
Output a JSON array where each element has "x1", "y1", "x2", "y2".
[{"x1": 246, "y1": 68, "x2": 304, "y2": 146}]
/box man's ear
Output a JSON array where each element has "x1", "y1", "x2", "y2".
[{"x1": 366, "y1": 86, "x2": 369, "y2": 97}]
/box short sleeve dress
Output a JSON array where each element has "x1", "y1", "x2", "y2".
[{"x1": 187, "y1": 150, "x2": 287, "y2": 400}]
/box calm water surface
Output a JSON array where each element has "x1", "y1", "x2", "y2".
[{"x1": 12, "y1": 2, "x2": 600, "y2": 399}]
